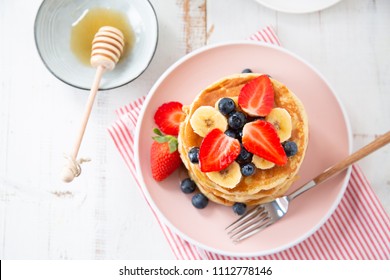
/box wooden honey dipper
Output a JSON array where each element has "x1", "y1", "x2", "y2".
[{"x1": 62, "y1": 26, "x2": 125, "y2": 183}]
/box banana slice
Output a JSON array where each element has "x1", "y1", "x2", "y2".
[
  {"x1": 206, "y1": 161, "x2": 242, "y2": 189},
  {"x1": 190, "y1": 106, "x2": 228, "y2": 137},
  {"x1": 252, "y1": 155, "x2": 275, "y2": 170},
  {"x1": 265, "y1": 108, "x2": 292, "y2": 142}
]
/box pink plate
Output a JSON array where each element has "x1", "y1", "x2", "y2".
[{"x1": 134, "y1": 42, "x2": 352, "y2": 257}]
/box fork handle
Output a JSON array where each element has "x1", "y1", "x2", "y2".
[
  {"x1": 313, "y1": 130, "x2": 390, "y2": 185},
  {"x1": 288, "y1": 130, "x2": 390, "y2": 201}
]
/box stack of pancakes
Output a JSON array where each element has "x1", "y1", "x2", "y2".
[{"x1": 178, "y1": 73, "x2": 308, "y2": 206}]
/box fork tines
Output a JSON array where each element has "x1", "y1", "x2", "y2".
[{"x1": 226, "y1": 205, "x2": 272, "y2": 243}]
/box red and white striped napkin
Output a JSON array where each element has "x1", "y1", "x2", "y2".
[{"x1": 108, "y1": 26, "x2": 390, "y2": 260}]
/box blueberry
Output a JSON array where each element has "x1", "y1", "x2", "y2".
[
  {"x1": 241, "y1": 68, "x2": 253, "y2": 73},
  {"x1": 225, "y1": 129, "x2": 237, "y2": 139},
  {"x1": 180, "y1": 178, "x2": 196, "y2": 194},
  {"x1": 237, "y1": 130, "x2": 243, "y2": 140},
  {"x1": 232, "y1": 202, "x2": 247, "y2": 215},
  {"x1": 188, "y1": 147, "x2": 199, "y2": 163},
  {"x1": 228, "y1": 111, "x2": 247, "y2": 130},
  {"x1": 241, "y1": 163, "x2": 256, "y2": 176},
  {"x1": 236, "y1": 145, "x2": 253, "y2": 164},
  {"x1": 192, "y1": 193, "x2": 209, "y2": 209},
  {"x1": 218, "y1": 98, "x2": 236, "y2": 115},
  {"x1": 283, "y1": 141, "x2": 298, "y2": 157}
]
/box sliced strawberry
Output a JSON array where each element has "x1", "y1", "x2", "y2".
[
  {"x1": 238, "y1": 75, "x2": 274, "y2": 117},
  {"x1": 199, "y1": 128, "x2": 241, "y2": 172},
  {"x1": 154, "y1": 101, "x2": 185, "y2": 135},
  {"x1": 151, "y1": 129, "x2": 182, "y2": 181},
  {"x1": 242, "y1": 120, "x2": 287, "y2": 165}
]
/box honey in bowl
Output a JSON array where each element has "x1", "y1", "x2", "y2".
[{"x1": 70, "y1": 7, "x2": 135, "y2": 66}]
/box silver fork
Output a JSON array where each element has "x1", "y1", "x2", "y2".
[{"x1": 227, "y1": 130, "x2": 390, "y2": 243}]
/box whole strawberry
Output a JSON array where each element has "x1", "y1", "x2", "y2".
[{"x1": 151, "y1": 128, "x2": 182, "y2": 181}]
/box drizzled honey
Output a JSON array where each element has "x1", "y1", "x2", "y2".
[{"x1": 70, "y1": 7, "x2": 135, "y2": 66}]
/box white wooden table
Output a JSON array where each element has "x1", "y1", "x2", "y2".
[{"x1": 0, "y1": 0, "x2": 389, "y2": 260}]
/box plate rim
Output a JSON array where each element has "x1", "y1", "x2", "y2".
[
  {"x1": 254, "y1": 0, "x2": 342, "y2": 14},
  {"x1": 134, "y1": 41, "x2": 352, "y2": 257}
]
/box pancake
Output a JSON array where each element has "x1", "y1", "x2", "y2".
[{"x1": 178, "y1": 73, "x2": 308, "y2": 206}]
